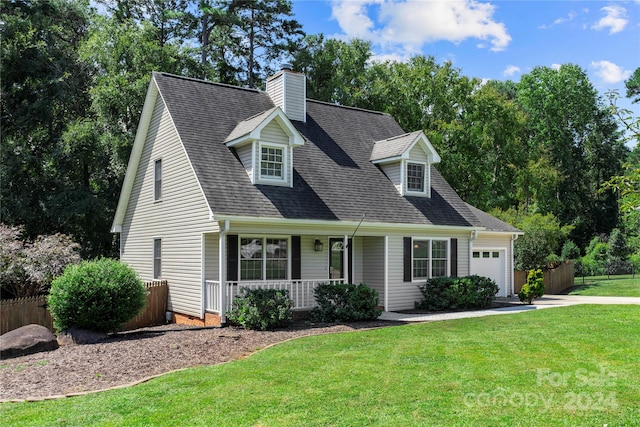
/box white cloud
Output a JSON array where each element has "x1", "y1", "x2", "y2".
[
  {"x1": 330, "y1": 0, "x2": 511, "y2": 56},
  {"x1": 551, "y1": 63, "x2": 562, "y2": 70},
  {"x1": 591, "y1": 60, "x2": 632, "y2": 83},
  {"x1": 539, "y1": 11, "x2": 577, "y2": 29},
  {"x1": 503, "y1": 65, "x2": 521, "y2": 77},
  {"x1": 592, "y1": 5, "x2": 628, "y2": 34}
]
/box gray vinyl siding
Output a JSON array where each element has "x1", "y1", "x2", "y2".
[
  {"x1": 260, "y1": 121, "x2": 289, "y2": 145},
  {"x1": 380, "y1": 162, "x2": 402, "y2": 194},
  {"x1": 362, "y1": 236, "x2": 385, "y2": 307},
  {"x1": 236, "y1": 144, "x2": 253, "y2": 181},
  {"x1": 408, "y1": 144, "x2": 428, "y2": 162},
  {"x1": 120, "y1": 93, "x2": 216, "y2": 318},
  {"x1": 300, "y1": 236, "x2": 328, "y2": 279},
  {"x1": 204, "y1": 233, "x2": 219, "y2": 281},
  {"x1": 265, "y1": 75, "x2": 283, "y2": 110},
  {"x1": 283, "y1": 72, "x2": 305, "y2": 122},
  {"x1": 386, "y1": 232, "x2": 471, "y2": 311}
]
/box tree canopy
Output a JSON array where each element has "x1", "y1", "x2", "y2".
[{"x1": 1, "y1": 1, "x2": 634, "y2": 264}]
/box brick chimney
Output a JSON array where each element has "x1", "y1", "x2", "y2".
[{"x1": 265, "y1": 64, "x2": 306, "y2": 122}]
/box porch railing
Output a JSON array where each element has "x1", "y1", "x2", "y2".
[{"x1": 205, "y1": 279, "x2": 344, "y2": 314}]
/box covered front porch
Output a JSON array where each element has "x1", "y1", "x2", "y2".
[{"x1": 202, "y1": 227, "x2": 388, "y2": 321}]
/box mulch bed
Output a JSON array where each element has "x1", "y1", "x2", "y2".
[{"x1": 0, "y1": 320, "x2": 401, "y2": 402}]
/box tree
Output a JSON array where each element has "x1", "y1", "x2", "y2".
[
  {"x1": 626, "y1": 67, "x2": 640, "y2": 103},
  {"x1": 0, "y1": 0, "x2": 100, "y2": 254},
  {"x1": 516, "y1": 64, "x2": 626, "y2": 248},
  {"x1": 292, "y1": 35, "x2": 371, "y2": 105},
  {"x1": 227, "y1": 0, "x2": 304, "y2": 88},
  {"x1": 492, "y1": 208, "x2": 573, "y2": 270}
]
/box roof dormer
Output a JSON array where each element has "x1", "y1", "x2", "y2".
[
  {"x1": 371, "y1": 131, "x2": 441, "y2": 197},
  {"x1": 225, "y1": 107, "x2": 304, "y2": 187}
]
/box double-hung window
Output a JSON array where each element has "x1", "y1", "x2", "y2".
[
  {"x1": 153, "y1": 238, "x2": 162, "y2": 279},
  {"x1": 406, "y1": 162, "x2": 425, "y2": 193},
  {"x1": 154, "y1": 159, "x2": 162, "y2": 201},
  {"x1": 240, "y1": 237, "x2": 288, "y2": 280},
  {"x1": 260, "y1": 145, "x2": 284, "y2": 181},
  {"x1": 412, "y1": 239, "x2": 448, "y2": 279}
]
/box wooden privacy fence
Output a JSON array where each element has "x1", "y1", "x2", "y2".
[
  {"x1": 0, "y1": 280, "x2": 168, "y2": 335},
  {"x1": 514, "y1": 261, "x2": 575, "y2": 295}
]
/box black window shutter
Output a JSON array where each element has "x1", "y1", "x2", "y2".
[
  {"x1": 227, "y1": 234, "x2": 238, "y2": 281},
  {"x1": 450, "y1": 238, "x2": 458, "y2": 277},
  {"x1": 291, "y1": 236, "x2": 301, "y2": 280},
  {"x1": 403, "y1": 237, "x2": 412, "y2": 282}
]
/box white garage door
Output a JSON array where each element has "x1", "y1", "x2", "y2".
[{"x1": 471, "y1": 250, "x2": 507, "y2": 297}]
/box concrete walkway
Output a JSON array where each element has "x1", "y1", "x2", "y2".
[{"x1": 378, "y1": 294, "x2": 640, "y2": 323}]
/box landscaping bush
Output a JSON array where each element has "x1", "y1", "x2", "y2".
[
  {"x1": 226, "y1": 288, "x2": 293, "y2": 331},
  {"x1": 48, "y1": 258, "x2": 146, "y2": 333},
  {"x1": 518, "y1": 269, "x2": 544, "y2": 304},
  {"x1": 0, "y1": 224, "x2": 81, "y2": 299},
  {"x1": 311, "y1": 283, "x2": 381, "y2": 322},
  {"x1": 415, "y1": 275, "x2": 499, "y2": 311}
]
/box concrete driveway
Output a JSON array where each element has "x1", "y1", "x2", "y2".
[{"x1": 378, "y1": 294, "x2": 640, "y2": 323}]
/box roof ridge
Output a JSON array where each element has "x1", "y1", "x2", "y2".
[
  {"x1": 376, "y1": 130, "x2": 421, "y2": 143},
  {"x1": 306, "y1": 98, "x2": 390, "y2": 116},
  {"x1": 153, "y1": 71, "x2": 262, "y2": 94}
]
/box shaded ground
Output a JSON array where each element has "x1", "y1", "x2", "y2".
[{"x1": 0, "y1": 320, "x2": 398, "y2": 401}]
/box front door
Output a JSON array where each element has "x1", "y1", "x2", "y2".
[
  {"x1": 329, "y1": 238, "x2": 353, "y2": 282},
  {"x1": 329, "y1": 238, "x2": 344, "y2": 279}
]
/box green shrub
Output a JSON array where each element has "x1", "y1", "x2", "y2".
[
  {"x1": 48, "y1": 258, "x2": 146, "y2": 333},
  {"x1": 311, "y1": 283, "x2": 381, "y2": 322},
  {"x1": 226, "y1": 288, "x2": 293, "y2": 331},
  {"x1": 415, "y1": 275, "x2": 499, "y2": 311},
  {"x1": 519, "y1": 269, "x2": 544, "y2": 304}
]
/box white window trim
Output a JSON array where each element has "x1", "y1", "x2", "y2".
[
  {"x1": 153, "y1": 158, "x2": 162, "y2": 202},
  {"x1": 411, "y1": 237, "x2": 450, "y2": 282},
  {"x1": 256, "y1": 142, "x2": 289, "y2": 186},
  {"x1": 238, "y1": 235, "x2": 291, "y2": 281},
  {"x1": 404, "y1": 160, "x2": 429, "y2": 197}
]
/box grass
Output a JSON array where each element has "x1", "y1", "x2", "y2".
[
  {"x1": 569, "y1": 274, "x2": 640, "y2": 296},
  {"x1": 2, "y1": 305, "x2": 640, "y2": 426}
]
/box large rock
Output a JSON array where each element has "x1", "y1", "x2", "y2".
[
  {"x1": 0, "y1": 324, "x2": 59, "y2": 359},
  {"x1": 57, "y1": 327, "x2": 106, "y2": 345}
]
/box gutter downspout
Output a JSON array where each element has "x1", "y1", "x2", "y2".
[{"x1": 219, "y1": 220, "x2": 230, "y2": 324}]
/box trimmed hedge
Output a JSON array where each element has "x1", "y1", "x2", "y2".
[
  {"x1": 311, "y1": 283, "x2": 381, "y2": 322},
  {"x1": 519, "y1": 269, "x2": 544, "y2": 304},
  {"x1": 47, "y1": 258, "x2": 146, "y2": 333},
  {"x1": 226, "y1": 288, "x2": 293, "y2": 330},
  {"x1": 416, "y1": 275, "x2": 499, "y2": 311}
]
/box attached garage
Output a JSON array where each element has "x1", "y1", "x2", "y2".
[{"x1": 471, "y1": 248, "x2": 508, "y2": 297}]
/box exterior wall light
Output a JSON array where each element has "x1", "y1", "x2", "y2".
[{"x1": 314, "y1": 239, "x2": 323, "y2": 252}]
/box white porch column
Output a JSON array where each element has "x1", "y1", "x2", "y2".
[
  {"x1": 384, "y1": 235, "x2": 389, "y2": 310},
  {"x1": 219, "y1": 220, "x2": 229, "y2": 322},
  {"x1": 343, "y1": 234, "x2": 349, "y2": 283}
]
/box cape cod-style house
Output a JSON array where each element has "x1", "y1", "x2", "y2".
[{"x1": 111, "y1": 67, "x2": 522, "y2": 326}]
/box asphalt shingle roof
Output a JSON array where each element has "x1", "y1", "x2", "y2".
[
  {"x1": 153, "y1": 72, "x2": 515, "y2": 231},
  {"x1": 370, "y1": 131, "x2": 422, "y2": 162}
]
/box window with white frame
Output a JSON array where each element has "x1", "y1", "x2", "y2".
[
  {"x1": 153, "y1": 238, "x2": 162, "y2": 279},
  {"x1": 240, "y1": 237, "x2": 288, "y2": 280},
  {"x1": 260, "y1": 145, "x2": 285, "y2": 181},
  {"x1": 412, "y1": 239, "x2": 448, "y2": 279},
  {"x1": 154, "y1": 159, "x2": 162, "y2": 200},
  {"x1": 406, "y1": 162, "x2": 425, "y2": 192}
]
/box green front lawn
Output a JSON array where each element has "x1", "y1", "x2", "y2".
[
  {"x1": 3, "y1": 305, "x2": 639, "y2": 426},
  {"x1": 569, "y1": 274, "x2": 640, "y2": 297}
]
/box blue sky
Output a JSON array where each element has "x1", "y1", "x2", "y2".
[{"x1": 291, "y1": 0, "x2": 639, "y2": 145}]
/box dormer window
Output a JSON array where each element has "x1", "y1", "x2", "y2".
[
  {"x1": 371, "y1": 131, "x2": 440, "y2": 198},
  {"x1": 260, "y1": 144, "x2": 285, "y2": 181},
  {"x1": 224, "y1": 107, "x2": 304, "y2": 188},
  {"x1": 406, "y1": 162, "x2": 425, "y2": 193}
]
